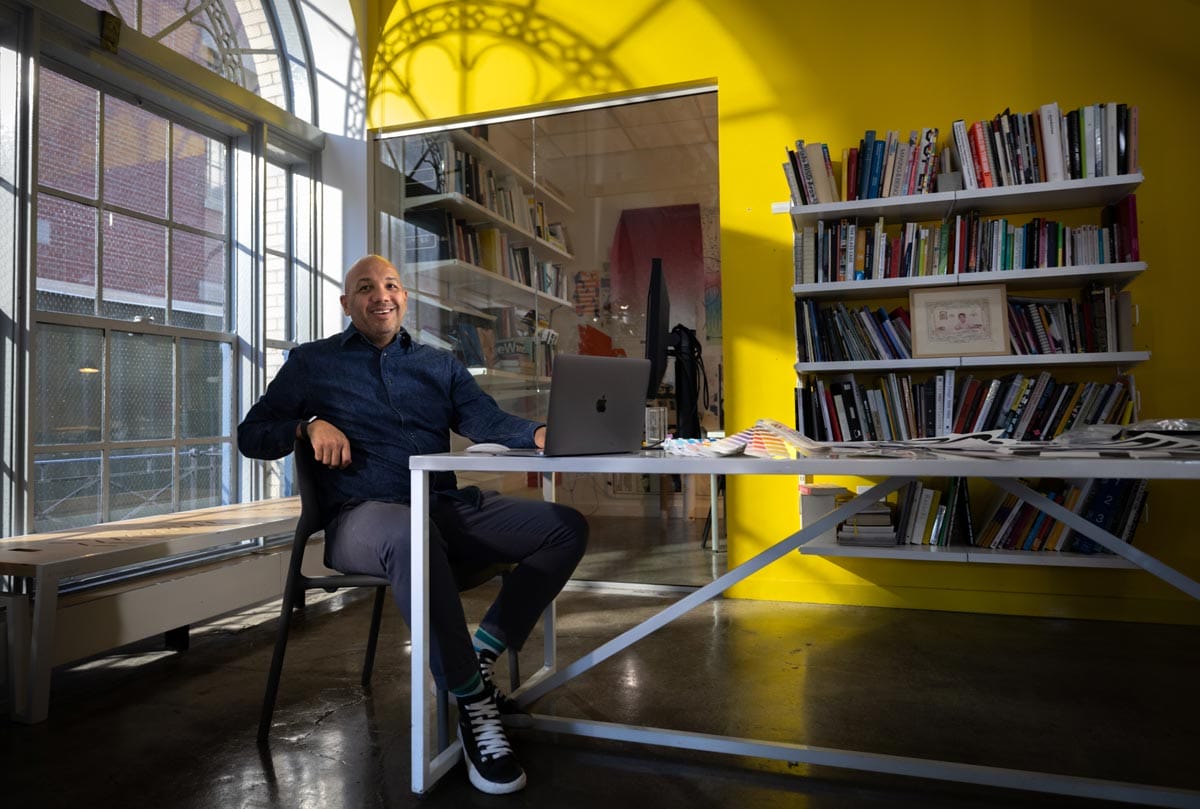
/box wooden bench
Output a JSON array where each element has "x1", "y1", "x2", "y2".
[{"x1": 1, "y1": 498, "x2": 309, "y2": 723}]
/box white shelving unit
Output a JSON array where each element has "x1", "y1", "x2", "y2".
[
  {"x1": 787, "y1": 173, "x2": 1143, "y2": 226},
  {"x1": 784, "y1": 172, "x2": 1148, "y2": 568}
]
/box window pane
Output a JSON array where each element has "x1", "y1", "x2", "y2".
[
  {"x1": 180, "y1": 338, "x2": 230, "y2": 438},
  {"x1": 34, "y1": 324, "x2": 104, "y2": 445},
  {"x1": 289, "y1": 60, "x2": 312, "y2": 124},
  {"x1": 104, "y1": 95, "x2": 168, "y2": 218},
  {"x1": 33, "y1": 450, "x2": 101, "y2": 531},
  {"x1": 80, "y1": 0, "x2": 282, "y2": 104},
  {"x1": 264, "y1": 252, "x2": 287, "y2": 340},
  {"x1": 102, "y1": 212, "x2": 167, "y2": 322},
  {"x1": 292, "y1": 167, "x2": 314, "y2": 342},
  {"x1": 143, "y1": 0, "x2": 264, "y2": 96},
  {"x1": 179, "y1": 443, "x2": 232, "y2": 510},
  {"x1": 172, "y1": 125, "x2": 226, "y2": 233},
  {"x1": 172, "y1": 229, "x2": 227, "y2": 330},
  {"x1": 110, "y1": 446, "x2": 174, "y2": 521},
  {"x1": 37, "y1": 69, "x2": 99, "y2": 199},
  {"x1": 265, "y1": 161, "x2": 286, "y2": 253},
  {"x1": 263, "y1": 456, "x2": 291, "y2": 499},
  {"x1": 110, "y1": 332, "x2": 174, "y2": 441},
  {"x1": 36, "y1": 195, "x2": 99, "y2": 315}
]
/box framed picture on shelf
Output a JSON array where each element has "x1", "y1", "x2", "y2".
[{"x1": 910, "y1": 284, "x2": 1010, "y2": 358}]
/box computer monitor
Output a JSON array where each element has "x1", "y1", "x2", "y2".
[
  {"x1": 643, "y1": 258, "x2": 703, "y2": 438},
  {"x1": 644, "y1": 257, "x2": 672, "y2": 399}
]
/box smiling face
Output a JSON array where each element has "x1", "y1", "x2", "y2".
[{"x1": 340, "y1": 255, "x2": 409, "y2": 349}]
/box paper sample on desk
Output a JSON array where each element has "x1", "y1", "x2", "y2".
[{"x1": 807, "y1": 429, "x2": 1200, "y2": 459}]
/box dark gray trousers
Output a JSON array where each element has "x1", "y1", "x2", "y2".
[{"x1": 326, "y1": 491, "x2": 588, "y2": 690}]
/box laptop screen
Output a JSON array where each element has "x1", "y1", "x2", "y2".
[{"x1": 542, "y1": 355, "x2": 651, "y2": 456}]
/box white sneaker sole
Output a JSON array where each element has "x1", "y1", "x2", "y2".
[{"x1": 466, "y1": 761, "x2": 527, "y2": 794}]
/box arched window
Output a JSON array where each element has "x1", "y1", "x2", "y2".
[{"x1": 79, "y1": 0, "x2": 315, "y2": 122}]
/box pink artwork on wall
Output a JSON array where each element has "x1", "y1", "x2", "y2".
[{"x1": 608, "y1": 204, "x2": 704, "y2": 332}]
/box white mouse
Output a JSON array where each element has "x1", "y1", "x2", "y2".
[{"x1": 466, "y1": 442, "x2": 509, "y2": 453}]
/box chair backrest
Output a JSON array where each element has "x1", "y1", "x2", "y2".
[{"x1": 291, "y1": 439, "x2": 328, "y2": 544}]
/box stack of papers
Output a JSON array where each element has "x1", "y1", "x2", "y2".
[{"x1": 661, "y1": 419, "x2": 830, "y2": 458}]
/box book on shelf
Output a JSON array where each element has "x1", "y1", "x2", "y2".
[
  {"x1": 792, "y1": 370, "x2": 1135, "y2": 444},
  {"x1": 895, "y1": 481, "x2": 923, "y2": 545},
  {"x1": 908, "y1": 486, "x2": 936, "y2": 545},
  {"x1": 970, "y1": 477, "x2": 1148, "y2": 554},
  {"x1": 546, "y1": 222, "x2": 570, "y2": 252},
  {"x1": 844, "y1": 147, "x2": 858, "y2": 202},
  {"x1": 836, "y1": 527, "x2": 899, "y2": 547},
  {"x1": 783, "y1": 157, "x2": 804, "y2": 207},
  {"x1": 1068, "y1": 477, "x2": 1133, "y2": 554},
  {"x1": 804, "y1": 142, "x2": 837, "y2": 204}
]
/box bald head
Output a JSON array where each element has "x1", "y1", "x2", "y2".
[
  {"x1": 340, "y1": 255, "x2": 409, "y2": 348},
  {"x1": 344, "y1": 254, "x2": 398, "y2": 294}
]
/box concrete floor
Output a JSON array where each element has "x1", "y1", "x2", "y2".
[{"x1": 4, "y1": 515, "x2": 1200, "y2": 808}]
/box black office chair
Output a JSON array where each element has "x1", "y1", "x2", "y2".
[{"x1": 258, "y1": 440, "x2": 516, "y2": 745}]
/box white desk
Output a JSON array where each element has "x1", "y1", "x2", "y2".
[{"x1": 408, "y1": 451, "x2": 1200, "y2": 806}]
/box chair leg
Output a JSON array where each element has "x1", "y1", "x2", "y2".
[
  {"x1": 259, "y1": 587, "x2": 300, "y2": 743},
  {"x1": 436, "y1": 687, "x2": 451, "y2": 752},
  {"x1": 508, "y1": 647, "x2": 520, "y2": 694},
  {"x1": 361, "y1": 586, "x2": 387, "y2": 688}
]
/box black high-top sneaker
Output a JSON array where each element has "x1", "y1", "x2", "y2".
[
  {"x1": 478, "y1": 648, "x2": 532, "y2": 727},
  {"x1": 456, "y1": 690, "x2": 526, "y2": 794}
]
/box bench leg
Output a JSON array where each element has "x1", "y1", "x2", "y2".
[
  {"x1": 4, "y1": 590, "x2": 30, "y2": 720},
  {"x1": 9, "y1": 571, "x2": 57, "y2": 724}
]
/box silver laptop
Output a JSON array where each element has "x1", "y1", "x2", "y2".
[{"x1": 539, "y1": 355, "x2": 651, "y2": 456}]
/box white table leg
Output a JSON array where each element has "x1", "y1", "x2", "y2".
[
  {"x1": 409, "y1": 469, "x2": 432, "y2": 793},
  {"x1": 709, "y1": 473, "x2": 721, "y2": 552}
]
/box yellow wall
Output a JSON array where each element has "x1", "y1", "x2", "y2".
[{"x1": 366, "y1": 0, "x2": 1200, "y2": 623}]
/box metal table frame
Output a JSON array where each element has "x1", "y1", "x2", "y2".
[{"x1": 408, "y1": 452, "x2": 1200, "y2": 806}]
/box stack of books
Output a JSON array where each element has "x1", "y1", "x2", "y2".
[{"x1": 836, "y1": 499, "x2": 897, "y2": 546}]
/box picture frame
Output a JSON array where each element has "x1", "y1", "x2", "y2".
[{"x1": 910, "y1": 284, "x2": 1010, "y2": 358}]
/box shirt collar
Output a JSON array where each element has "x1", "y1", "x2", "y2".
[{"x1": 340, "y1": 324, "x2": 413, "y2": 350}]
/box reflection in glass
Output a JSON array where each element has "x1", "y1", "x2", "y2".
[
  {"x1": 33, "y1": 451, "x2": 101, "y2": 531},
  {"x1": 110, "y1": 446, "x2": 174, "y2": 521},
  {"x1": 102, "y1": 212, "x2": 168, "y2": 322},
  {"x1": 172, "y1": 229, "x2": 227, "y2": 330},
  {"x1": 110, "y1": 332, "x2": 174, "y2": 441},
  {"x1": 34, "y1": 324, "x2": 104, "y2": 445},
  {"x1": 179, "y1": 443, "x2": 232, "y2": 510},
  {"x1": 35, "y1": 196, "x2": 98, "y2": 315},
  {"x1": 180, "y1": 339, "x2": 230, "y2": 439},
  {"x1": 104, "y1": 95, "x2": 168, "y2": 218}
]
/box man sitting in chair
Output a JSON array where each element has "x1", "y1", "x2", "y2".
[{"x1": 238, "y1": 254, "x2": 588, "y2": 794}]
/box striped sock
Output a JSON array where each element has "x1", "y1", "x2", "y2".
[
  {"x1": 450, "y1": 671, "x2": 485, "y2": 701},
  {"x1": 473, "y1": 627, "x2": 506, "y2": 657}
]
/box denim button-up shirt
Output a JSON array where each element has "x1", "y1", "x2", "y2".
[{"x1": 237, "y1": 325, "x2": 541, "y2": 515}]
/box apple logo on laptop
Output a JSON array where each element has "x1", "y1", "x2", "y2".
[{"x1": 595, "y1": 395, "x2": 607, "y2": 413}]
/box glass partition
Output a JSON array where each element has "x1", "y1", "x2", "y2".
[{"x1": 373, "y1": 91, "x2": 722, "y2": 587}]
